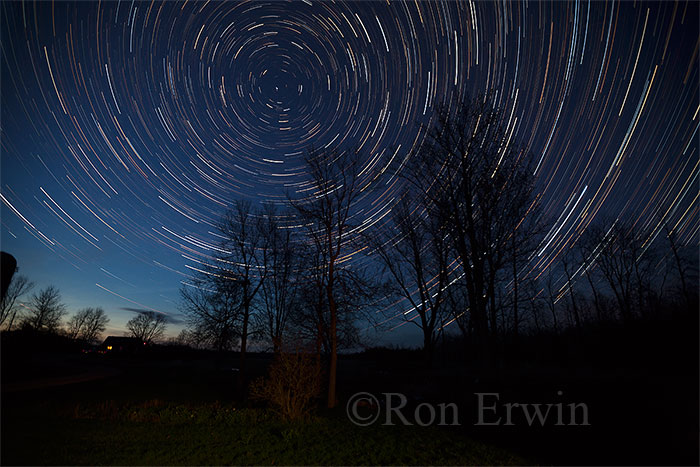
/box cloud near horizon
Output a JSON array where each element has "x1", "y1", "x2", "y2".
[{"x1": 120, "y1": 307, "x2": 184, "y2": 325}]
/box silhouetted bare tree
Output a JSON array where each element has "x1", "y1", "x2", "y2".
[
  {"x1": 505, "y1": 185, "x2": 543, "y2": 341},
  {"x1": 257, "y1": 204, "x2": 301, "y2": 353},
  {"x1": 0, "y1": 274, "x2": 33, "y2": 330},
  {"x1": 217, "y1": 200, "x2": 269, "y2": 379},
  {"x1": 286, "y1": 240, "x2": 364, "y2": 363},
  {"x1": 126, "y1": 311, "x2": 167, "y2": 344},
  {"x1": 289, "y1": 241, "x2": 328, "y2": 358},
  {"x1": 522, "y1": 278, "x2": 544, "y2": 333},
  {"x1": 66, "y1": 307, "x2": 109, "y2": 343},
  {"x1": 561, "y1": 246, "x2": 582, "y2": 328},
  {"x1": 24, "y1": 286, "x2": 67, "y2": 332},
  {"x1": 175, "y1": 328, "x2": 208, "y2": 349},
  {"x1": 577, "y1": 230, "x2": 607, "y2": 322},
  {"x1": 289, "y1": 146, "x2": 378, "y2": 408},
  {"x1": 404, "y1": 95, "x2": 541, "y2": 358},
  {"x1": 180, "y1": 268, "x2": 242, "y2": 352},
  {"x1": 663, "y1": 223, "x2": 698, "y2": 310},
  {"x1": 588, "y1": 221, "x2": 653, "y2": 322},
  {"x1": 371, "y1": 197, "x2": 451, "y2": 366},
  {"x1": 543, "y1": 271, "x2": 561, "y2": 332}
]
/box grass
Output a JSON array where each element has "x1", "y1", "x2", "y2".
[{"x1": 2, "y1": 398, "x2": 525, "y2": 465}]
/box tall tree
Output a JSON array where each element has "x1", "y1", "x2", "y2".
[
  {"x1": 543, "y1": 270, "x2": 560, "y2": 332},
  {"x1": 504, "y1": 179, "x2": 543, "y2": 342},
  {"x1": 24, "y1": 286, "x2": 67, "y2": 332},
  {"x1": 126, "y1": 311, "x2": 167, "y2": 344},
  {"x1": 663, "y1": 223, "x2": 697, "y2": 310},
  {"x1": 561, "y1": 247, "x2": 582, "y2": 328},
  {"x1": 590, "y1": 221, "x2": 651, "y2": 322},
  {"x1": 0, "y1": 273, "x2": 33, "y2": 330},
  {"x1": 289, "y1": 147, "x2": 376, "y2": 408},
  {"x1": 577, "y1": 230, "x2": 606, "y2": 322},
  {"x1": 404, "y1": 96, "x2": 541, "y2": 359},
  {"x1": 371, "y1": 197, "x2": 451, "y2": 366},
  {"x1": 217, "y1": 200, "x2": 269, "y2": 380},
  {"x1": 288, "y1": 239, "x2": 329, "y2": 358},
  {"x1": 257, "y1": 204, "x2": 301, "y2": 353}
]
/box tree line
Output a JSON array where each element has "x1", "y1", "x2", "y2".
[
  {"x1": 1, "y1": 96, "x2": 695, "y2": 410},
  {"x1": 176, "y1": 95, "x2": 698, "y2": 409},
  {"x1": 0, "y1": 274, "x2": 170, "y2": 345},
  {"x1": 178, "y1": 147, "x2": 381, "y2": 407}
]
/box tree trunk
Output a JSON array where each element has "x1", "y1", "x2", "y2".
[
  {"x1": 549, "y1": 302, "x2": 558, "y2": 331},
  {"x1": 7, "y1": 309, "x2": 18, "y2": 331},
  {"x1": 327, "y1": 296, "x2": 338, "y2": 409},
  {"x1": 564, "y1": 268, "x2": 581, "y2": 328},
  {"x1": 585, "y1": 271, "x2": 603, "y2": 321},
  {"x1": 489, "y1": 286, "x2": 498, "y2": 339},
  {"x1": 669, "y1": 233, "x2": 691, "y2": 309},
  {"x1": 238, "y1": 300, "x2": 249, "y2": 391}
]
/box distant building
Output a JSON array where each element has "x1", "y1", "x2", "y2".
[{"x1": 100, "y1": 336, "x2": 144, "y2": 353}]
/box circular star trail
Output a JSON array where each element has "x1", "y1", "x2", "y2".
[{"x1": 1, "y1": 1, "x2": 697, "y2": 333}]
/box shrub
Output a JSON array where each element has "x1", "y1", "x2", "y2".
[{"x1": 249, "y1": 351, "x2": 322, "y2": 421}]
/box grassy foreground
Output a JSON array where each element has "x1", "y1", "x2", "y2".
[{"x1": 3, "y1": 399, "x2": 524, "y2": 465}]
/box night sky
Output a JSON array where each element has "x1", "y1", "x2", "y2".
[{"x1": 1, "y1": 1, "x2": 697, "y2": 344}]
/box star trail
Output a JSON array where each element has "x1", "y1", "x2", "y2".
[{"x1": 1, "y1": 0, "x2": 697, "y2": 341}]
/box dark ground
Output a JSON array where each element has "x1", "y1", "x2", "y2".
[{"x1": 1, "y1": 313, "x2": 698, "y2": 465}]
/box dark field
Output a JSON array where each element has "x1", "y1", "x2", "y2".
[
  {"x1": 1, "y1": 354, "x2": 525, "y2": 465},
  {"x1": 2, "y1": 315, "x2": 698, "y2": 466}
]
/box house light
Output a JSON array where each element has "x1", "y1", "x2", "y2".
[{"x1": 107, "y1": 345, "x2": 113, "y2": 350}]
